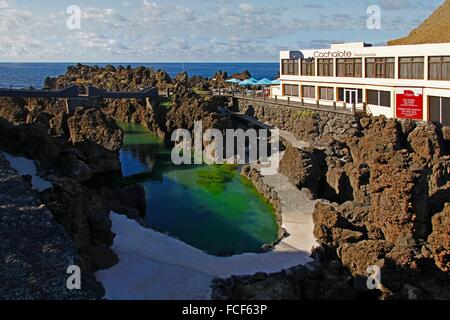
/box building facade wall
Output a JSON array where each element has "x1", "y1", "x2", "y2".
[{"x1": 275, "y1": 42, "x2": 450, "y2": 126}]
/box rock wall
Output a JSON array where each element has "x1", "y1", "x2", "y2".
[
  {"x1": 0, "y1": 154, "x2": 103, "y2": 299},
  {"x1": 233, "y1": 98, "x2": 361, "y2": 146},
  {"x1": 218, "y1": 98, "x2": 450, "y2": 299},
  {"x1": 0, "y1": 93, "x2": 127, "y2": 293},
  {"x1": 0, "y1": 98, "x2": 123, "y2": 179},
  {"x1": 309, "y1": 117, "x2": 450, "y2": 299},
  {"x1": 39, "y1": 176, "x2": 118, "y2": 272}
]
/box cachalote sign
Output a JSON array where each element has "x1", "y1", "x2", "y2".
[{"x1": 313, "y1": 50, "x2": 352, "y2": 58}]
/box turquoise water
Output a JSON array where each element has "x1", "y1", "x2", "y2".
[{"x1": 118, "y1": 122, "x2": 279, "y2": 256}]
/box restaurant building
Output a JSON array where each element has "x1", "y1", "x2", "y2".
[{"x1": 272, "y1": 42, "x2": 450, "y2": 126}]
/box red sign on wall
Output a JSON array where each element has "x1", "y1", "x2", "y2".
[{"x1": 396, "y1": 89, "x2": 423, "y2": 120}]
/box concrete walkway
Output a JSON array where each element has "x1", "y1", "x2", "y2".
[{"x1": 232, "y1": 112, "x2": 311, "y2": 149}]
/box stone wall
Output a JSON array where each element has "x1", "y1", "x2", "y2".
[{"x1": 232, "y1": 97, "x2": 361, "y2": 146}]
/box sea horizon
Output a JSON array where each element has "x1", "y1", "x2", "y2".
[{"x1": 0, "y1": 62, "x2": 279, "y2": 89}]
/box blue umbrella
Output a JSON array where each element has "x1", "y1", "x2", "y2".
[
  {"x1": 248, "y1": 78, "x2": 258, "y2": 83},
  {"x1": 271, "y1": 79, "x2": 281, "y2": 85},
  {"x1": 239, "y1": 79, "x2": 255, "y2": 86},
  {"x1": 225, "y1": 78, "x2": 241, "y2": 84},
  {"x1": 255, "y1": 78, "x2": 273, "y2": 99},
  {"x1": 256, "y1": 78, "x2": 273, "y2": 85}
]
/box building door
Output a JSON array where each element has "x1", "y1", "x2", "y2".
[{"x1": 344, "y1": 89, "x2": 358, "y2": 106}]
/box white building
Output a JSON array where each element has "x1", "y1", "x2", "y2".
[{"x1": 272, "y1": 42, "x2": 450, "y2": 126}]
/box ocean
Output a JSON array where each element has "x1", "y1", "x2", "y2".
[{"x1": 0, "y1": 62, "x2": 279, "y2": 89}]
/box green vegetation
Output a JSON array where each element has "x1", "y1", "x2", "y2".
[
  {"x1": 294, "y1": 110, "x2": 317, "y2": 118},
  {"x1": 160, "y1": 99, "x2": 173, "y2": 109},
  {"x1": 192, "y1": 87, "x2": 210, "y2": 96},
  {"x1": 196, "y1": 164, "x2": 238, "y2": 194}
]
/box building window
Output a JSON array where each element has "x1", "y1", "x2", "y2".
[
  {"x1": 336, "y1": 58, "x2": 362, "y2": 77},
  {"x1": 429, "y1": 56, "x2": 450, "y2": 81},
  {"x1": 429, "y1": 96, "x2": 450, "y2": 127},
  {"x1": 367, "y1": 90, "x2": 391, "y2": 107},
  {"x1": 318, "y1": 59, "x2": 333, "y2": 77},
  {"x1": 302, "y1": 85, "x2": 315, "y2": 99},
  {"x1": 301, "y1": 58, "x2": 315, "y2": 76},
  {"x1": 399, "y1": 57, "x2": 424, "y2": 79},
  {"x1": 366, "y1": 58, "x2": 395, "y2": 78},
  {"x1": 283, "y1": 84, "x2": 299, "y2": 97},
  {"x1": 282, "y1": 59, "x2": 299, "y2": 76},
  {"x1": 319, "y1": 87, "x2": 334, "y2": 100}
]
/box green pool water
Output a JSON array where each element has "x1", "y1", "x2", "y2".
[{"x1": 118, "y1": 122, "x2": 279, "y2": 256}]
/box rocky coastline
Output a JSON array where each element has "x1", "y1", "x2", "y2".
[
  {"x1": 0, "y1": 64, "x2": 241, "y2": 298},
  {"x1": 0, "y1": 64, "x2": 449, "y2": 300},
  {"x1": 213, "y1": 101, "x2": 450, "y2": 300}
]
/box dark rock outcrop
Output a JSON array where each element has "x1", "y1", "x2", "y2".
[
  {"x1": 39, "y1": 176, "x2": 118, "y2": 272},
  {"x1": 428, "y1": 204, "x2": 450, "y2": 273},
  {"x1": 0, "y1": 154, "x2": 103, "y2": 299},
  {"x1": 0, "y1": 97, "x2": 123, "y2": 177},
  {"x1": 309, "y1": 117, "x2": 450, "y2": 299},
  {"x1": 227, "y1": 100, "x2": 450, "y2": 300},
  {"x1": 279, "y1": 146, "x2": 323, "y2": 197},
  {"x1": 212, "y1": 260, "x2": 357, "y2": 300}
]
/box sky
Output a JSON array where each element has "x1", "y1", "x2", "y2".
[{"x1": 0, "y1": 0, "x2": 444, "y2": 62}]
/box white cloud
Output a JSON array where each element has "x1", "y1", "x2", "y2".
[
  {"x1": 238, "y1": 3, "x2": 263, "y2": 14},
  {"x1": 0, "y1": 0, "x2": 440, "y2": 62},
  {"x1": 0, "y1": 0, "x2": 9, "y2": 9},
  {"x1": 143, "y1": 0, "x2": 158, "y2": 9}
]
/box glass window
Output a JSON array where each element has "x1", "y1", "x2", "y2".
[
  {"x1": 443, "y1": 97, "x2": 450, "y2": 127},
  {"x1": 429, "y1": 96, "x2": 450, "y2": 127},
  {"x1": 301, "y1": 58, "x2": 315, "y2": 76},
  {"x1": 429, "y1": 56, "x2": 450, "y2": 81},
  {"x1": 367, "y1": 90, "x2": 378, "y2": 105},
  {"x1": 318, "y1": 59, "x2": 333, "y2": 76},
  {"x1": 319, "y1": 87, "x2": 334, "y2": 100},
  {"x1": 281, "y1": 59, "x2": 299, "y2": 76},
  {"x1": 429, "y1": 96, "x2": 441, "y2": 122},
  {"x1": 367, "y1": 89, "x2": 391, "y2": 107},
  {"x1": 380, "y1": 91, "x2": 390, "y2": 107},
  {"x1": 283, "y1": 84, "x2": 299, "y2": 97},
  {"x1": 338, "y1": 88, "x2": 344, "y2": 101},
  {"x1": 336, "y1": 58, "x2": 362, "y2": 77},
  {"x1": 366, "y1": 57, "x2": 395, "y2": 78},
  {"x1": 399, "y1": 57, "x2": 424, "y2": 79},
  {"x1": 302, "y1": 85, "x2": 315, "y2": 98}
]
